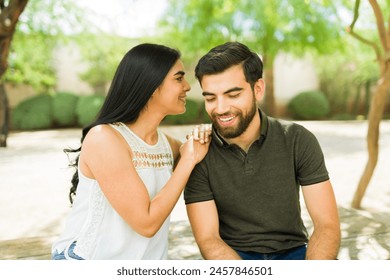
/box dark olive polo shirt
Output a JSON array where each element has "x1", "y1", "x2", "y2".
[{"x1": 184, "y1": 110, "x2": 329, "y2": 254}]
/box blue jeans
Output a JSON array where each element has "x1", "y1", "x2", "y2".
[
  {"x1": 236, "y1": 245, "x2": 307, "y2": 260},
  {"x1": 52, "y1": 241, "x2": 85, "y2": 260}
]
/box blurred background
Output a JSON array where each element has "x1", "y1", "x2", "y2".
[
  {"x1": 1, "y1": 0, "x2": 389, "y2": 133},
  {"x1": 0, "y1": 0, "x2": 390, "y2": 260}
]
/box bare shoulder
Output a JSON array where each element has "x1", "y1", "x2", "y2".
[
  {"x1": 83, "y1": 124, "x2": 127, "y2": 152},
  {"x1": 79, "y1": 124, "x2": 132, "y2": 178}
]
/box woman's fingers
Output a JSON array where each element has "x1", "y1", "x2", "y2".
[{"x1": 186, "y1": 124, "x2": 212, "y2": 143}]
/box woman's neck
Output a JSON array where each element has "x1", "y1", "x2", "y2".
[{"x1": 126, "y1": 109, "x2": 163, "y2": 145}]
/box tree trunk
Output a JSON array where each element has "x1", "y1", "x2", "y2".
[
  {"x1": 0, "y1": 38, "x2": 12, "y2": 147},
  {"x1": 0, "y1": 83, "x2": 9, "y2": 147},
  {"x1": 264, "y1": 67, "x2": 275, "y2": 116},
  {"x1": 0, "y1": 0, "x2": 29, "y2": 147},
  {"x1": 0, "y1": 35, "x2": 12, "y2": 147},
  {"x1": 260, "y1": 54, "x2": 276, "y2": 116},
  {"x1": 352, "y1": 70, "x2": 390, "y2": 208}
]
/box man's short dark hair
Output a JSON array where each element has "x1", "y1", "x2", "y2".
[{"x1": 195, "y1": 42, "x2": 263, "y2": 88}]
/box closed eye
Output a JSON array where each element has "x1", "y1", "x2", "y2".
[
  {"x1": 205, "y1": 97, "x2": 216, "y2": 102},
  {"x1": 228, "y1": 93, "x2": 240, "y2": 98},
  {"x1": 202, "y1": 92, "x2": 216, "y2": 102}
]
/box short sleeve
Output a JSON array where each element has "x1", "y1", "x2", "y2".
[
  {"x1": 184, "y1": 162, "x2": 214, "y2": 204},
  {"x1": 295, "y1": 126, "x2": 329, "y2": 186}
]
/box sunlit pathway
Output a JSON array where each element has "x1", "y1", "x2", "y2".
[{"x1": 1, "y1": 120, "x2": 389, "y2": 259}]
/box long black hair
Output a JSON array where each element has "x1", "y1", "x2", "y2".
[{"x1": 66, "y1": 43, "x2": 181, "y2": 204}]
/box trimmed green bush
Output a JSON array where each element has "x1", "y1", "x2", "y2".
[
  {"x1": 52, "y1": 92, "x2": 79, "y2": 127},
  {"x1": 163, "y1": 99, "x2": 201, "y2": 125},
  {"x1": 76, "y1": 94, "x2": 105, "y2": 127},
  {"x1": 199, "y1": 102, "x2": 211, "y2": 123},
  {"x1": 287, "y1": 91, "x2": 330, "y2": 120},
  {"x1": 12, "y1": 94, "x2": 53, "y2": 130},
  {"x1": 330, "y1": 113, "x2": 356, "y2": 121}
]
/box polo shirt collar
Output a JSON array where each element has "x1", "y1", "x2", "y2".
[{"x1": 212, "y1": 108, "x2": 268, "y2": 148}]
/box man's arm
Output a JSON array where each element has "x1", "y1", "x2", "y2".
[
  {"x1": 186, "y1": 200, "x2": 241, "y2": 260},
  {"x1": 302, "y1": 180, "x2": 341, "y2": 260}
]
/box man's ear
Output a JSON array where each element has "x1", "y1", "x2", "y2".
[{"x1": 254, "y1": 78, "x2": 265, "y2": 102}]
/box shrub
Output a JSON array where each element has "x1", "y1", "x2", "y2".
[
  {"x1": 199, "y1": 102, "x2": 211, "y2": 123},
  {"x1": 163, "y1": 99, "x2": 201, "y2": 125},
  {"x1": 330, "y1": 113, "x2": 356, "y2": 121},
  {"x1": 52, "y1": 92, "x2": 79, "y2": 127},
  {"x1": 76, "y1": 94, "x2": 105, "y2": 127},
  {"x1": 11, "y1": 94, "x2": 53, "y2": 130},
  {"x1": 287, "y1": 91, "x2": 330, "y2": 120}
]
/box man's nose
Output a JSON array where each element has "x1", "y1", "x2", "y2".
[{"x1": 214, "y1": 98, "x2": 229, "y2": 114}]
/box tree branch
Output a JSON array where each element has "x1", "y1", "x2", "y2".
[
  {"x1": 0, "y1": 0, "x2": 28, "y2": 76},
  {"x1": 347, "y1": 0, "x2": 382, "y2": 62},
  {"x1": 369, "y1": 0, "x2": 389, "y2": 51},
  {"x1": 0, "y1": 0, "x2": 28, "y2": 37},
  {"x1": 349, "y1": 0, "x2": 360, "y2": 30},
  {"x1": 388, "y1": 14, "x2": 390, "y2": 39}
]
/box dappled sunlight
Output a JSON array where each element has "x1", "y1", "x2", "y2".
[
  {"x1": 168, "y1": 221, "x2": 201, "y2": 260},
  {"x1": 1, "y1": 124, "x2": 389, "y2": 259},
  {"x1": 338, "y1": 207, "x2": 390, "y2": 260},
  {"x1": 302, "y1": 204, "x2": 390, "y2": 260}
]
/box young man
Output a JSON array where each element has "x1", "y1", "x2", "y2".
[{"x1": 184, "y1": 42, "x2": 340, "y2": 260}]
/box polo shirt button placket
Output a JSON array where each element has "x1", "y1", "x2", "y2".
[{"x1": 244, "y1": 157, "x2": 254, "y2": 174}]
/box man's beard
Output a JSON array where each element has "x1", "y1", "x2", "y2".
[{"x1": 211, "y1": 99, "x2": 257, "y2": 139}]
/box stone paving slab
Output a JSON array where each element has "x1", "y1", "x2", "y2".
[
  {"x1": 0, "y1": 236, "x2": 57, "y2": 260},
  {"x1": 0, "y1": 121, "x2": 389, "y2": 260}
]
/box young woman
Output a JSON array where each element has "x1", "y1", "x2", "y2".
[{"x1": 52, "y1": 43, "x2": 211, "y2": 260}]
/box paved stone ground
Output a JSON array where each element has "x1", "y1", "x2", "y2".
[{"x1": 0, "y1": 121, "x2": 389, "y2": 260}]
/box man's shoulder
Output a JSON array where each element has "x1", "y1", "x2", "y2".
[
  {"x1": 268, "y1": 117, "x2": 322, "y2": 151},
  {"x1": 267, "y1": 116, "x2": 307, "y2": 134}
]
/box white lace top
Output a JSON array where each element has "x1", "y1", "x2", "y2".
[{"x1": 52, "y1": 123, "x2": 174, "y2": 259}]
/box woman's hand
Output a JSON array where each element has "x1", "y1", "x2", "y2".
[
  {"x1": 181, "y1": 124, "x2": 212, "y2": 165},
  {"x1": 186, "y1": 124, "x2": 212, "y2": 144}
]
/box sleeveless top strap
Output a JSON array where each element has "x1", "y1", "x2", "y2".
[{"x1": 109, "y1": 122, "x2": 173, "y2": 170}]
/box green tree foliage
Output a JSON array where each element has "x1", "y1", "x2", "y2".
[
  {"x1": 314, "y1": 37, "x2": 379, "y2": 116},
  {"x1": 3, "y1": 0, "x2": 88, "y2": 93},
  {"x1": 160, "y1": 0, "x2": 239, "y2": 64},
  {"x1": 160, "y1": 0, "x2": 347, "y2": 115},
  {"x1": 5, "y1": 32, "x2": 56, "y2": 92},
  {"x1": 76, "y1": 35, "x2": 136, "y2": 95}
]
